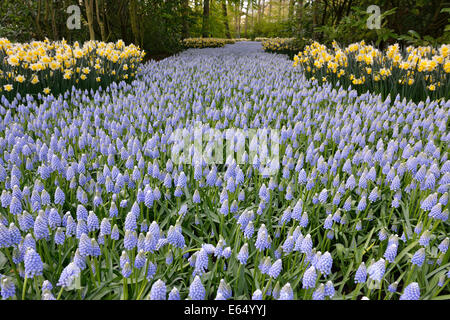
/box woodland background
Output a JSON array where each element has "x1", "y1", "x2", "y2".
[{"x1": 0, "y1": 0, "x2": 449, "y2": 55}]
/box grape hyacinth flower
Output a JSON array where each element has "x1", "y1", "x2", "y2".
[
  {"x1": 438, "y1": 238, "x2": 449, "y2": 253},
  {"x1": 41, "y1": 280, "x2": 53, "y2": 292},
  {"x1": 1, "y1": 277, "x2": 15, "y2": 299},
  {"x1": 121, "y1": 262, "x2": 132, "y2": 278},
  {"x1": 24, "y1": 248, "x2": 43, "y2": 278},
  {"x1": 400, "y1": 282, "x2": 420, "y2": 300},
  {"x1": 388, "y1": 282, "x2": 398, "y2": 293},
  {"x1": 324, "y1": 281, "x2": 335, "y2": 297},
  {"x1": 168, "y1": 287, "x2": 180, "y2": 300},
  {"x1": 367, "y1": 259, "x2": 385, "y2": 282},
  {"x1": 237, "y1": 243, "x2": 248, "y2": 265},
  {"x1": 268, "y1": 259, "x2": 282, "y2": 279},
  {"x1": 312, "y1": 284, "x2": 325, "y2": 300},
  {"x1": 411, "y1": 248, "x2": 425, "y2": 267},
  {"x1": 302, "y1": 266, "x2": 317, "y2": 289},
  {"x1": 354, "y1": 262, "x2": 367, "y2": 283},
  {"x1": 189, "y1": 276, "x2": 205, "y2": 300},
  {"x1": 384, "y1": 244, "x2": 398, "y2": 263},
  {"x1": 317, "y1": 252, "x2": 333, "y2": 276},
  {"x1": 279, "y1": 283, "x2": 294, "y2": 300},
  {"x1": 217, "y1": 279, "x2": 232, "y2": 300},
  {"x1": 146, "y1": 261, "x2": 157, "y2": 281},
  {"x1": 419, "y1": 230, "x2": 431, "y2": 246},
  {"x1": 57, "y1": 262, "x2": 81, "y2": 288},
  {"x1": 252, "y1": 289, "x2": 263, "y2": 300}
]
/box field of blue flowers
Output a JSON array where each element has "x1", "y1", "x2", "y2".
[{"x1": 0, "y1": 41, "x2": 448, "y2": 300}]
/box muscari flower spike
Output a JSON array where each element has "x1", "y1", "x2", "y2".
[
  {"x1": 400, "y1": 282, "x2": 420, "y2": 300},
  {"x1": 189, "y1": 276, "x2": 206, "y2": 300}
]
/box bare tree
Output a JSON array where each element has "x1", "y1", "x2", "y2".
[
  {"x1": 84, "y1": 0, "x2": 95, "y2": 40},
  {"x1": 182, "y1": 0, "x2": 190, "y2": 39},
  {"x1": 96, "y1": 0, "x2": 107, "y2": 41},
  {"x1": 202, "y1": 0, "x2": 210, "y2": 37},
  {"x1": 222, "y1": 0, "x2": 231, "y2": 38},
  {"x1": 296, "y1": 0, "x2": 303, "y2": 37}
]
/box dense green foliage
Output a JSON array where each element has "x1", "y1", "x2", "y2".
[{"x1": 0, "y1": 1, "x2": 448, "y2": 55}]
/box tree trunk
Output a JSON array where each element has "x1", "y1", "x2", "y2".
[
  {"x1": 23, "y1": 0, "x2": 44, "y2": 39},
  {"x1": 312, "y1": 0, "x2": 318, "y2": 39},
  {"x1": 84, "y1": 0, "x2": 95, "y2": 40},
  {"x1": 128, "y1": 0, "x2": 140, "y2": 44},
  {"x1": 237, "y1": 0, "x2": 242, "y2": 37},
  {"x1": 44, "y1": 0, "x2": 50, "y2": 38},
  {"x1": 49, "y1": 0, "x2": 58, "y2": 40},
  {"x1": 182, "y1": 0, "x2": 190, "y2": 39},
  {"x1": 278, "y1": 0, "x2": 283, "y2": 23},
  {"x1": 139, "y1": 18, "x2": 144, "y2": 48},
  {"x1": 288, "y1": 0, "x2": 294, "y2": 21},
  {"x1": 195, "y1": 0, "x2": 201, "y2": 13},
  {"x1": 251, "y1": 0, "x2": 255, "y2": 31},
  {"x1": 119, "y1": 0, "x2": 129, "y2": 43},
  {"x1": 202, "y1": 0, "x2": 210, "y2": 37},
  {"x1": 96, "y1": 0, "x2": 107, "y2": 41},
  {"x1": 261, "y1": 0, "x2": 265, "y2": 20},
  {"x1": 296, "y1": 0, "x2": 303, "y2": 37},
  {"x1": 244, "y1": 0, "x2": 249, "y2": 38},
  {"x1": 222, "y1": 0, "x2": 231, "y2": 38},
  {"x1": 321, "y1": 0, "x2": 327, "y2": 26},
  {"x1": 268, "y1": 0, "x2": 272, "y2": 22},
  {"x1": 257, "y1": 0, "x2": 261, "y2": 24}
]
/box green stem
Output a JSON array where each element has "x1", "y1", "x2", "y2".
[
  {"x1": 56, "y1": 286, "x2": 64, "y2": 300},
  {"x1": 4, "y1": 248, "x2": 20, "y2": 284},
  {"x1": 352, "y1": 283, "x2": 361, "y2": 300},
  {"x1": 405, "y1": 265, "x2": 416, "y2": 285},
  {"x1": 262, "y1": 277, "x2": 272, "y2": 299},
  {"x1": 234, "y1": 263, "x2": 242, "y2": 297},
  {"x1": 22, "y1": 276, "x2": 28, "y2": 300},
  {"x1": 122, "y1": 277, "x2": 128, "y2": 300}
]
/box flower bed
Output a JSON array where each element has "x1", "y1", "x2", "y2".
[
  {"x1": 261, "y1": 38, "x2": 306, "y2": 59},
  {"x1": 181, "y1": 38, "x2": 236, "y2": 49},
  {"x1": 293, "y1": 41, "x2": 450, "y2": 102},
  {"x1": 0, "y1": 40, "x2": 448, "y2": 301},
  {"x1": 0, "y1": 38, "x2": 145, "y2": 99}
]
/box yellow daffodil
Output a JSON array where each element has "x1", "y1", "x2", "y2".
[
  {"x1": 15, "y1": 75, "x2": 25, "y2": 83},
  {"x1": 7, "y1": 55, "x2": 19, "y2": 66},
  {"x1": 31, "y1": 75, "x2": 39, "y2": 84}
]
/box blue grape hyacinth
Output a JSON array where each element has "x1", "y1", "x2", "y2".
[
  {"x1": 279, "y1": 283, "x2": 293, "y2": 300},
  {"x1": 189, "y1": 276, "x2": 206, "y2": 300},
  {"x1": 355, "y1": 262, "x2": 367, "y2": 283},
  {"x1": 149, "y1": 279, "x2": 166, "y2": 300},
  {"x1": 24, "y1": 248, "x2": 43, "y2": 278},
  {"x1": 302, "y1": 266, "x2": 317, "y2": 289},
  {"x1": 400, "y1": 282, "x2": 420, "y2": 300}
]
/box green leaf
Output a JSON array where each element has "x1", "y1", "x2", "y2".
[
  {"x1": 0, "y1": 251, "x2": 7, "y2": 269},
  {"x1": 408, "y1": 30, "x2": 421, "y2": 39},
  {"x1": 65, "y1": 274, "x2": 82, "y2": 291},
  {"x1": 336, "y1": 243, "x2": 345, "y2": 261}
]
